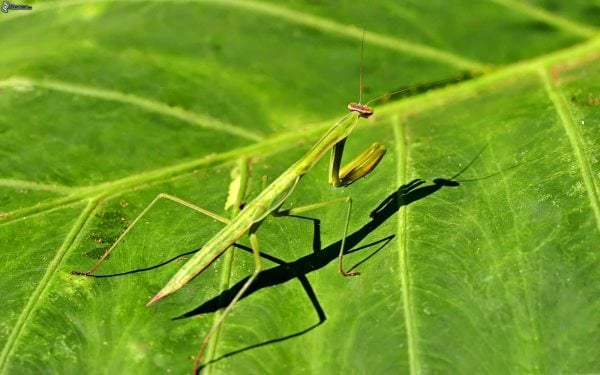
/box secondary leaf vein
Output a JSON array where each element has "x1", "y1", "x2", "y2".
[
  {"x1": 8, "y1": 0, "x2": 485, "y2": 71},
  {"x1": 0, "y1": 199, "x2": 98, "y2": 372},
  {"x1": 540, "y1": 68, "x2": 600, "y2": 232},
  {"x1": 0, "y1": 77, "x2": 263, "y2": 141},
  {"x1": 491, "y1": 0, "x2": 597, "y2": 38}
]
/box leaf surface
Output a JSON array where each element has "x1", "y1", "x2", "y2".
[{"x1": 1, "y1": 1, "x2": 599, "y2": 374}]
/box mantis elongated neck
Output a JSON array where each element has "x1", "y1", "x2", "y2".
[{"x1": 293, "y1": 112, "x2": 359, "y2": 175}]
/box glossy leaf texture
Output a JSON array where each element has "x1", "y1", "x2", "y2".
[{"x1": 1, "y1": 1, "x2": 599, "y2": 374}]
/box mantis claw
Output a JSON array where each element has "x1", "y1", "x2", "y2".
[{"x1": 70, "y1": 270, "x2": 91, "y2": 276}]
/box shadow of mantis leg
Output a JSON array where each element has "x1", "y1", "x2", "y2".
[
  {"x1": 71, "y1": 193, "x2": 230, "y2": 276},
  {"x1": 273, "y1": 197, "x2": 357, "y2": 276}
]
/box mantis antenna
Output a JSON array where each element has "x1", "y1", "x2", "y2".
[
  {"x1": 359, "y1": 29, "x2": 365, "y2": 104},
  {"x1": 347, "y1": 30, "x2": 374, "y2": 118}
]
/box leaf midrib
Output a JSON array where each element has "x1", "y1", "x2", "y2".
[{"x1": 1, "y1": 35, "x2": 599, "y2": 226}]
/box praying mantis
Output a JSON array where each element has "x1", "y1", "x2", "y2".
[{"x1": 72, "y1": 34, "x2": 389, "y2": 373}]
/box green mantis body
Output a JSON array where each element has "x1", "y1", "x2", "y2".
[
  {"x1": 147, "y1": 110, "x2": 385, "y2": 305},
  {"x1": 73, "y1": 37, "x2": 386, "y2": 373}
]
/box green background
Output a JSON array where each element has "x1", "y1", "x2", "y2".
[{"x1": 1, "y1": 1, "x2": 599, "y2": 374}]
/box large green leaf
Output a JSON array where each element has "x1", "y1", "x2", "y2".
[{"x1": 1, "y1": 1, "x2": 599, "y2": 374}]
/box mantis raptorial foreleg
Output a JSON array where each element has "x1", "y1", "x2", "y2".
[
  {"x1": 71, "y1": 193, "x2": 229, "y2": 276},
  {"x1": 329, "y1": 137, "x2": 386, "y2": 187}
]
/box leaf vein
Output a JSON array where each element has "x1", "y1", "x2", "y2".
[
  {"x1": 0, "y1": 77, "x2": 263, "y2": 141},
  {"x1": 5, "y1": 0, "x2": 485, "y2": 71},
  {"x1": 491, "y1": 0, "x2": 597, "y2": 38},
  {"x1": 0, "y1": 199, "x2": 98, "y2": 372},
  {"x1": 393, "y1": 115, "x2": 420, "y2": 374},
  {"x1": 540, "y1": 68, "x2": 600, "y2": 232},
  {"x1": 0, "y1": 178, "x2": 74, "y2": 194}
]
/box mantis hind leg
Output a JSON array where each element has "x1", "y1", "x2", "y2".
[
  {"x1": 193, "y1": 220, "x2": 264, "y2": 374},
  {"x1": 70, "y1": 193, "x2": 230, "y2": 276}
]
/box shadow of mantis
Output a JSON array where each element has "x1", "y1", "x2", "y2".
[
  {"x1": 189, "y1": 174, "x2": 471, "y2": 370},
  {"x1": 88, "y1": 145, "x2": 518, "y2": 367}
]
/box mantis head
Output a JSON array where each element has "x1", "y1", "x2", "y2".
[{"x1": 347, "y1": 102, "x2": 374, "y2": 118}]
